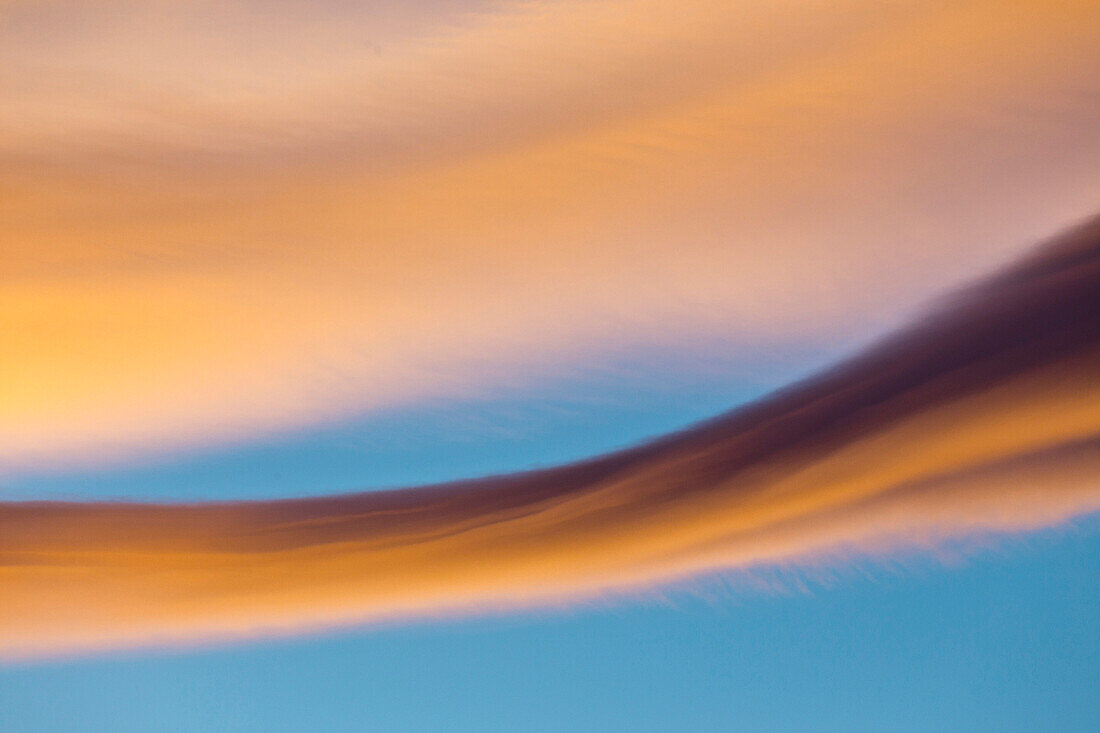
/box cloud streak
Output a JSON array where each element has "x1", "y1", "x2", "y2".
[{"x1": 3, "y1": 217, "x2": 1099, "y2": 660}]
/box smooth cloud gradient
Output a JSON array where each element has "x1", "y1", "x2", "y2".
[
  {"x1": 3, "y1": 218, "x2": 1099, "y2": 660},
  {"x1": 3, "y1": 0, "x2": 1099, "y2": 468}
]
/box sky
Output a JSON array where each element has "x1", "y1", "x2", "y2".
[{"x1": 2, "y1": 0, "x2": 1100, "y2": 730}]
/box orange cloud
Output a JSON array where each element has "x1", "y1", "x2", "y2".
[
  {"x1": 3, "y1": 0, "x2": 1099, "y2": 466},
  {"x1": 3, "y1": 218, "x2": 1099, "y2": 660}
]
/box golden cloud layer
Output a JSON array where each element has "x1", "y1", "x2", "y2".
[{"x1": 2, "y1": 0, "x2": 1099, "y2": 466}]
